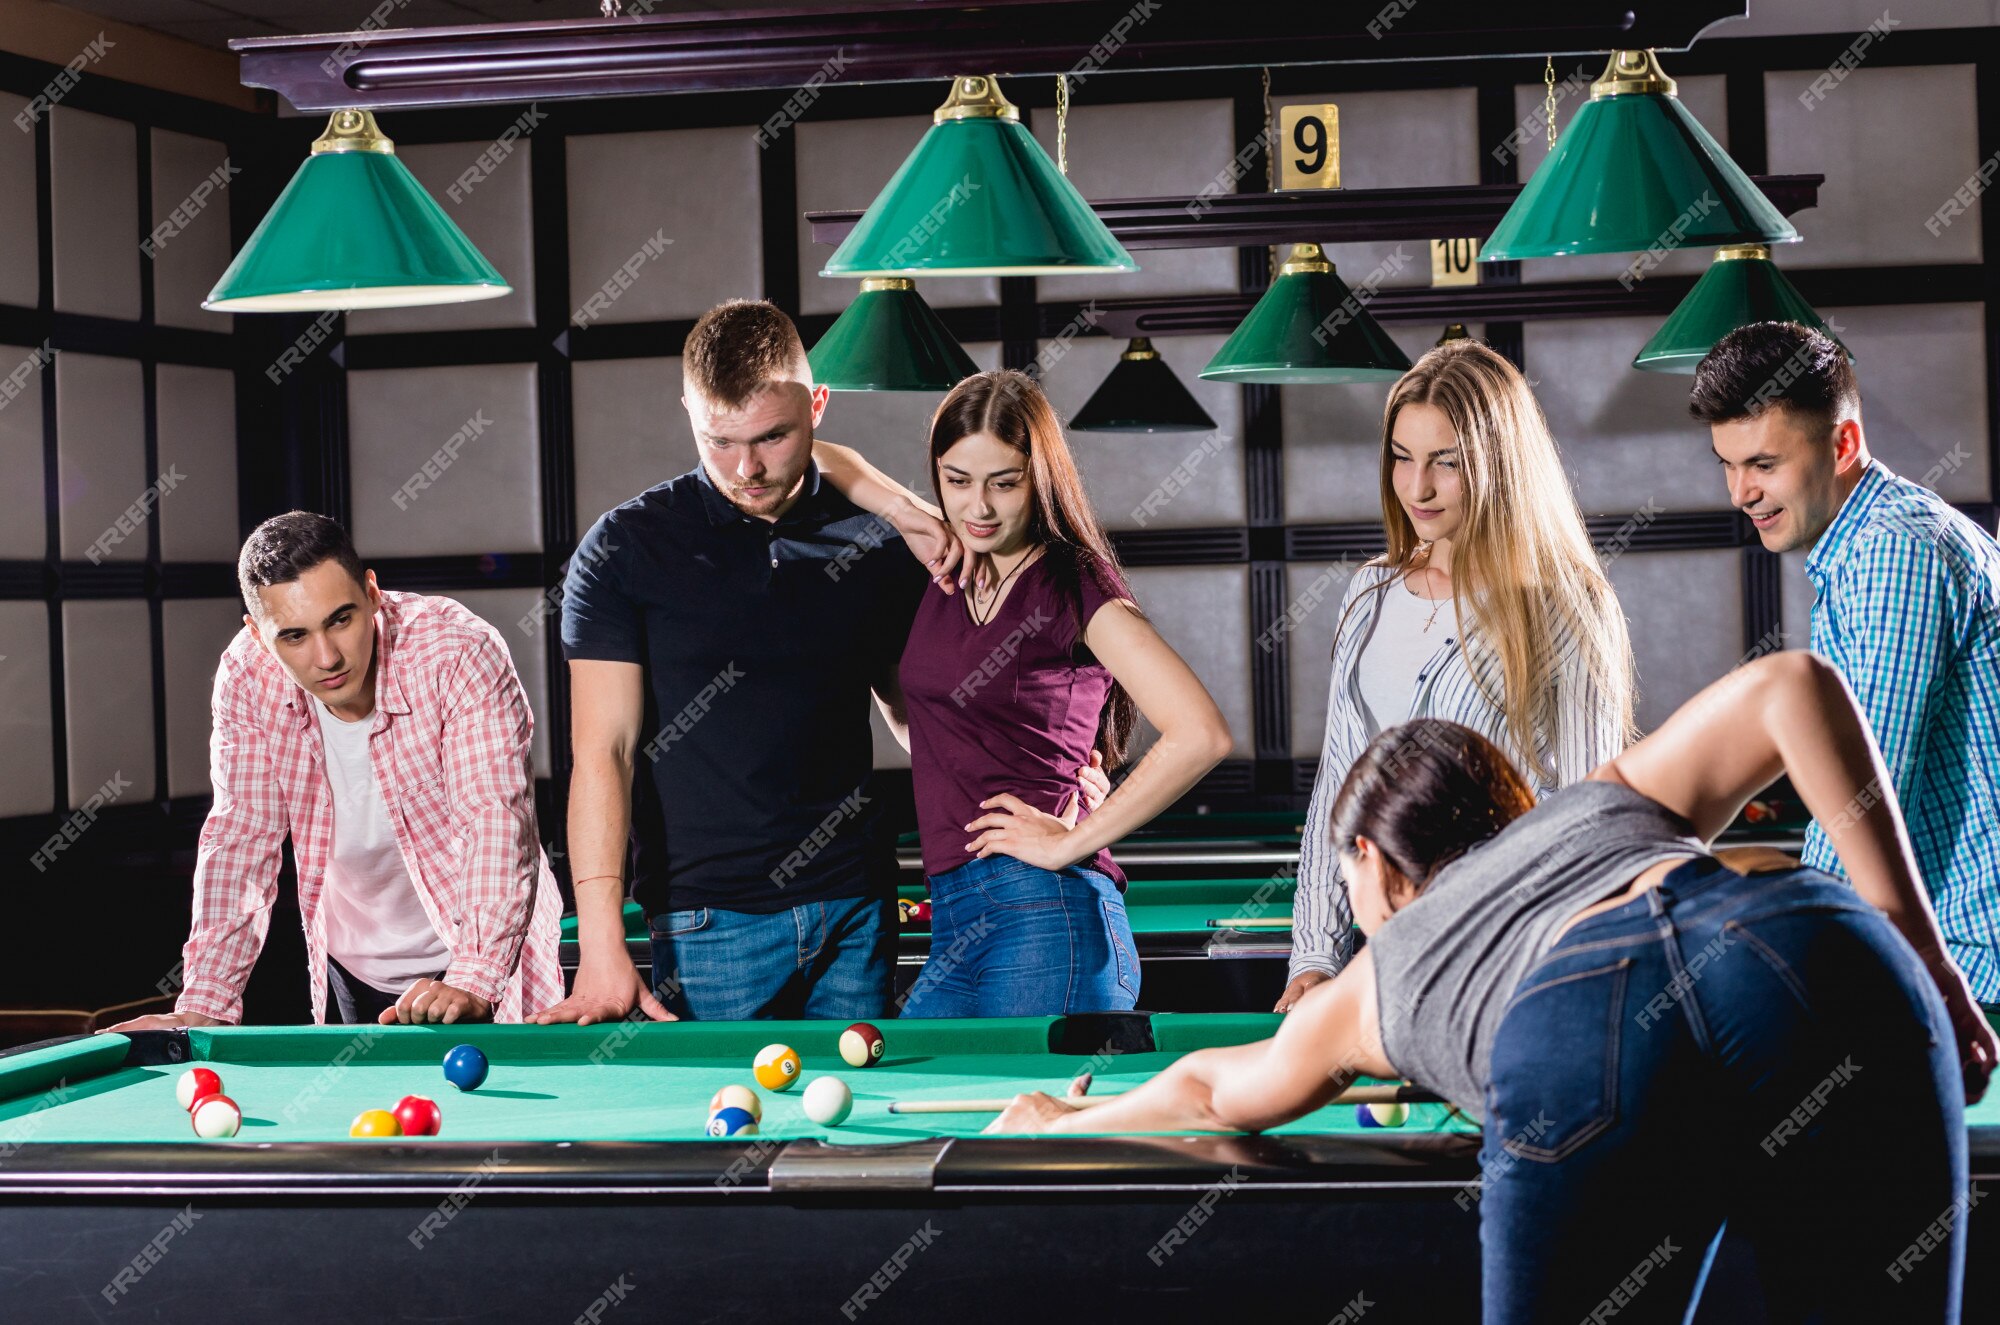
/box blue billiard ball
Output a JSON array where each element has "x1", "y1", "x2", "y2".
[
  {"x1": 442, "y1": 1044, "x2": 489, "y2": 1092},
  {"x1": 705, "y1": 1106, "x2": 758, "y2": 1138}
]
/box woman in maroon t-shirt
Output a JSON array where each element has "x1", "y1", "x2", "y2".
[{"x1": 884, "y1": 370, "x2": 1233, "y2": 1016}]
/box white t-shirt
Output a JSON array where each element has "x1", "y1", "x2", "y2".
[
  {"x1": 1355, "y1": 580, "x2": 1449, "y2": 736},
  {"x1": 314, "y1": 699, "x2": 452, "y2": 993}
]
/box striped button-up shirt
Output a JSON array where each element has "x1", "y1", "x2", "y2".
[
  {"x1": 177, "y1": 590, "x2": 564, "y2": 1023},
  {"x1": 1291, "y1": 562, "x2": 1626, "y2": 978},
  {"x1": 1802, "y1": 460, "x2": 2000, "y2": 1002}
]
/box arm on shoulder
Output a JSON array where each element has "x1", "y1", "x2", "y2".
[{"x1": 814, "y1": 438, "x2": 964, "y2": 592}]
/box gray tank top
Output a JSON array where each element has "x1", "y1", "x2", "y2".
[{"x1": 1369, "y1": 779, "x2": 1708, "y2": 1116}]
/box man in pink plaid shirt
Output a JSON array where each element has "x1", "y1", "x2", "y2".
[{"x1": 114, "y1": 512, "x2": 563, "y2": 1028}]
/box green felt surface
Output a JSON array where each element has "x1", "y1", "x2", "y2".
[
  {"x1": 0, "y1": 1019, "x2": 1467, "y2": 1146},
  {"x1": 8, "y1": 1017, "x2": 1997, "y2": 1148},
  {"x1": 559, "y1": 877, "x2": 1295, "y2": 945}
]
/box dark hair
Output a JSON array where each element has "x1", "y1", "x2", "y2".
[
  {"x1": 928, "y1": 369, "x2": 1139, "y2": 767},
  {"x1": 1328, "y1": 719, "x2": 1536, "y2": 892},
  {"x1": 1688, "y1": 320, "x2": 1858, "y2": 438},
  {"x1": 237, "y1": 511, "x2": 367, "y2": 616},
  {"x1": 682, "y1": 298, "x2": 809, "y2": 408}
]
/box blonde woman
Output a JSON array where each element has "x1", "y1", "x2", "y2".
[{"x1": 1276, "y1": 339, "x2": 1637, "y2": 1011}]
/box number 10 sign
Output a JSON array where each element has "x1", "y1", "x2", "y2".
[{"x1": 1276, "y1": 104, "x2": 1339, "y2": 191}]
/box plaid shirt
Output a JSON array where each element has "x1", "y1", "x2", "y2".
[
  {"x1": 1803, "y1": 460, "x2": 2000, "y2": 1001},
  {"x1": 177, "y1": 590, "x2": 564, "y2": 1024}
]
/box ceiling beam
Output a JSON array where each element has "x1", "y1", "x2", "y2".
[{"x1": 232, "y1": 1, "x2": 1748, "y2": 113}]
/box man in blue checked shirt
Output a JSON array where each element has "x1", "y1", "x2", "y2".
[{"x1": 1692, "y1": 321, "x2": 2000, "y2": 1008}]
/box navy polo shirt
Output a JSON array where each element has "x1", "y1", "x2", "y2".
[{"x1": 561, "y1": 465, "x2": 927, "y2": 915}]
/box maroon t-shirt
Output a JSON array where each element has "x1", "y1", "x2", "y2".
[{"x1": 899, "y1": 552, "x2": 1129, "y2": 885}]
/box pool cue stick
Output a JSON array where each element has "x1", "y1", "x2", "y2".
[
  {"x1": 1204, "y1": 916, "x2": 1294, "y2": 928},
  {"x1": 888, "y1": 1094, "x2": 1121, "y2": 1114},
  {"x1": 887, "y1": 1082, "x2": 1441, "y2": 1114}
]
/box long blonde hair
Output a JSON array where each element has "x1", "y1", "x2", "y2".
[{"x1": 1355, "y1": 339, "x2": 1636, "y2": 780}]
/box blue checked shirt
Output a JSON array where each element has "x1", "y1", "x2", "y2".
[{"x1": 1802, "y1": 460, "x2": 2000, "y2": 1002}]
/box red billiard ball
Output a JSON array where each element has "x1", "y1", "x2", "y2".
[
  {"x1": 912, "y1": 901, "x2": 933, "y2": 924},
  {"x1": 176, "y1": 1067, "x2": 223, "y2": 1112},
  {"x1": 394, "y1": 1094, "x2": 442, "y2": 1137},
  {"x1": 190, "y1": 1093, "x2": 241, "y2": 1138}
]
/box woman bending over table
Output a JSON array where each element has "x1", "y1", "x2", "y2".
[{"x1": 991, "y1": 651, "x2": 1994, "y2": 1323}]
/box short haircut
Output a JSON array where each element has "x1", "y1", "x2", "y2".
[
  {"x1": 237, "y1": 511, "x2": 367, "y2": 616},
  {"x1": 1688, "y1": 320, "x2": 1859, "y2": 438},
  {"x1": 682, "y1": 299, "x2": 810, "y2": 409}
]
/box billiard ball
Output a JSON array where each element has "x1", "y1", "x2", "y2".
[
  {"x1": 350, "y1": 1108, "x2": 402, "y2": 1138},
  {"x1": 189, "y1": 1093, "x2": 240, "y2": 1138},
  {"x1": 394, "y1": 1094, "x2": 442, "y2": 1137},
  {"x1": 442, "y1": 1044, "x2": 489, "y2": 1092},
  {"x1": 839, "y1": 1023, "x2": 886, "y2": 1069},
  {"x1": 912, "y1": 901, "x2": 933, "y2": 924},
  {"x1": 803, "y1": 1076, "x2": 853, "y2": 1127},
  {"x1": 1356, "y1": 1102, "x2": 1410, "y2": 1128},
  {"x1": 706, "y1": 1106, "x2": 758, "y2": 1138},
  {"x1": 753, "y1": 1044, "x2": 801, "y2": 1092},
  {"x1": 176, "y1": 1067, "x2": 223, "y2": 1112},
  {"x1": 709, "y1": 1084, "x2": 762, "y2": 1122},
  {"x1": 898, "y1": 899, "x2": 918, "y2": 924}
]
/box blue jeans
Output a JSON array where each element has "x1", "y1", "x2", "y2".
[
  {"x1": 648, "y1": 893, "x2": 893, "y2": 1021},
  {"x1": 1480, "y1": 856, "x2": 1967, "y2": 1324},
  {"x1": 900, "y1": 856, "x2": 1139, "y2": 1017}
]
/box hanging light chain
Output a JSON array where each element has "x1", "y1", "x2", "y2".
[
  {"x1": 1056, "y1": 74, "x2": 1069, "y2": 175},
  {"x1": 1262, "y1": 65, "x2": 1276, "y2": 283},
  {"x1": 1544, "y1": 55, "x2": 1558, "y2": 149}
]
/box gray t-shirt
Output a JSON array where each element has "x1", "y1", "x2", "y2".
[{"x1": 1370, "y1": 779, "x2": 1708, "y2": 1116}]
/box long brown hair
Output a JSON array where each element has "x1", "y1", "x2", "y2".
[
  {"x1": 1328, "y1": 719, "x2": 1536, "y2": 891},
  {"x1": 1339, "y1": 339, "x2": 1636, "y2": 781},
  {"x1": 928, "y1": 369, "x2": 1138, "y2": 767}
]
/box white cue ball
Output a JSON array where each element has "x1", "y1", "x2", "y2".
[{"x1": 802, "y1": 1075, "x2": 853, "y2": 1127}]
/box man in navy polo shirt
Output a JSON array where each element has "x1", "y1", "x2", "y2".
[{"x1": 541, "y1": 299, "x2": 940, "y2": 1022}]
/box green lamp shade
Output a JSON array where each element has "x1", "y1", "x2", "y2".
[
  {"x1": 205, "y1": 113, "x2": 509, "y2": 312},
  {"x1": 1482, "y1": 51, "x2": 1797, "y2": 262},
  {"x1": 821, "y1": 75, "x2": 1137, "y2": 277},
  {"x1": 1634, "y1": 245, "x2": 1851, "y2": 373},
  {"x1": 1070, "y1": 339, "x2": 1217, "y2": 433},
  {"x1": 1200, "y1": 245, "x2": 1414, "y2": 385},
  {"x1": 807, "y1": 279, "x2": 980, "y2": 391}
]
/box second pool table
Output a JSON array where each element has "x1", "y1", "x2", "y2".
[{"x1": 559, "y1": 873, "x2": 1297, "y2": 1011}]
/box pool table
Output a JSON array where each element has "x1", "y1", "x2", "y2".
[
  {"x1": 559, "y1": 873, "x2": 1297, "y2": 1011},
  {"x1": 0, "y1": 1014, "x2": 1473, "y2": 1320},
  {"x1": 1, "y1": 1015, "x2": 1993, "y2": 1323}
]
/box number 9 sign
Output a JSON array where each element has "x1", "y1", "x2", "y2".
[{"x1": 1278, "y1": 104, "x2": 1340, "y2": 191}]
